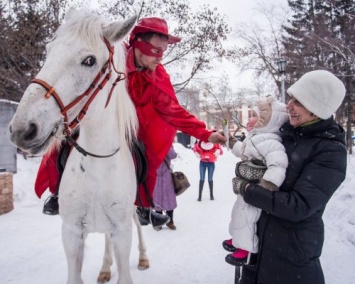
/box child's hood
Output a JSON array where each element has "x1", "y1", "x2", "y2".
[{"x1": 252, "y1": 96, "x2": 289, "y2": 134}]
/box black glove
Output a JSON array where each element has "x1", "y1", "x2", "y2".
[{"x1": 232, "y1": 176, "x2": 249, "y2": 196}]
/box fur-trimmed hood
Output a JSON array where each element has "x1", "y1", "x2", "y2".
[{"x1": 251, "y1": 96, "x2": 289, "y2": 135}]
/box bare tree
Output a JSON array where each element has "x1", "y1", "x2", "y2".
[
  {"x1": 197, "y1": 75, "x2": 243, "y2": 130},
  {"x1": 0, "y1": 0, "x2": 83, "y2": 101},
  {"x1": 231, "y1": 3, "x2": 289, "y2": 98}
]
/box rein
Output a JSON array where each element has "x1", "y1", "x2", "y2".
[{"x1": 32, "y1": 37, "x2": 125, "y2": 158}]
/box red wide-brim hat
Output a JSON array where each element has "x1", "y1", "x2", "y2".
[{"x1": 130, "y1": 17, "x2": 181, "y2": 44}]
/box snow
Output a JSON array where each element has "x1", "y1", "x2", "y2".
[{"x1": 1, "y1": 143, "x2": 355, "y2": 284}]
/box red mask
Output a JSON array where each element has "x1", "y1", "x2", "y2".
[{"x1": 133, "y1": 41, "x2": 164, "y2": 58}]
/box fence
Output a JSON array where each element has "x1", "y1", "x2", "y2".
[{"x1": 0, "y1": 100, "x2": 17, "y2": 173}]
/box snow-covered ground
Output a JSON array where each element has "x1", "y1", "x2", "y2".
[{"x1": 1, "y1": 143, "x2": 355, "y2": 283}]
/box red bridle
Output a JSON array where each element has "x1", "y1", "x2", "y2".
[{"x1": 31, "y1": 37, "x2": 126, "y2": 138}]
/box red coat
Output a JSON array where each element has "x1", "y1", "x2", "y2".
[
  {"x1": 126, "y1": 47, "x2": 213, "y2": 206},
  {"x1": 34, "y1": 148, "x2": 60, "y2": 198},
  {"x1": 193, "y1": 141, "x2": 223, "y2": 163}
]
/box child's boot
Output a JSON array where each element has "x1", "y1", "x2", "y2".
[
  {"x1": 225, "y1": 249, "x2": 249, "y2": 266},
  {"x1": 222, "y1": 238, "x2": 237, "y2": 252}
]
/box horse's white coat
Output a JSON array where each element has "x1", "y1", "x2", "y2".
[{"x1": 9, "y1": 9, "x2": 146, "y2": 284}]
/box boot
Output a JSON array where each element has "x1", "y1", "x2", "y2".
[
  {"x1": 209, "y1": 180, "x2": 214, "y2": 200},
  {"x1": 136, "y1": 207, "x2": 170, "y2": 228},
  {"x1": 166, "y1": 210, "x2": 176, "y2": 230},
  {"x1": 225, "y1": 249, "x2": 249, "y2": 266},
  {"x1": 198, "y1": 180, "x2": 204, "y2": 201},
  {"x1": 222, "y1": 239, "x2": 237, "y2": 252},
  {"x1": 43, "y1": 194, "x2": 59, "y2": 215}
]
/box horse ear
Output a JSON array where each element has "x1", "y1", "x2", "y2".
[{"x1": 103, "y1": 15, "x2": 137, "y2": 43}]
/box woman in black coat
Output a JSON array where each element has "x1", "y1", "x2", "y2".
[{"x1": 234, "y1": 70, "x2": 347, "y2": 284}]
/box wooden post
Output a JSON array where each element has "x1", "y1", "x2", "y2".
[{"x1": 0, "y1": 172, "x2": 14, "y2": 215}]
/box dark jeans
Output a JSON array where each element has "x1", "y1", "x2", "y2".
[{"x1": 199, "y1": 161, "x2": 215, "y2": 181}]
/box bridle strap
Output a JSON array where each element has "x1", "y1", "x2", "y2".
[
  {"x1": 31, "y1": 37, "x2": 125, "y2": 158},
  {"x1": 102, "y1": 37, "x2": 126, "y2": 108},
  {"x1": 32, "y1": 78, "x2": 66, "y2": 110},
  {"x1": 32, "y1": 60, "x2": 111, "y2": 137},
  {"x1": 65, "y1": 135, "x2": 119, "y2": 158}
]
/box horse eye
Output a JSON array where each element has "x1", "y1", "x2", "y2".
[{"x1": 82, "y1": 56, "x2": 96, "y2": 67}]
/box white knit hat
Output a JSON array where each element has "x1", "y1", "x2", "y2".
[{"x1": 287, "y1": 70, "x2": 346, "y2": 119}]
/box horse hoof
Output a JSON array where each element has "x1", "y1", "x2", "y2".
[
  {"x1": 97, "y1": 271, "x2": 111, "y2": 283},
  {"x1": 138, "y1": 259, "x2": 150, "y2": 270}
]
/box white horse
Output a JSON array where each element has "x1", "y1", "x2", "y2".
[{"x1": 9, "y1": 9, "x2": 149, "y2": 284}]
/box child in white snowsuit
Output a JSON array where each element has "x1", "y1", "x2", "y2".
[{"x1": 223, "y1": 96, "x2": 289, "y2": 266}]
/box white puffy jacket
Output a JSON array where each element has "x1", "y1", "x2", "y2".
[{"x1": 229, "y1": 96, "x2": 288, "y2": 253}]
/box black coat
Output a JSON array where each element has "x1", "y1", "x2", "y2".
[{"x1": 242, "y1": 117, "x2": 347, "y2": 284}]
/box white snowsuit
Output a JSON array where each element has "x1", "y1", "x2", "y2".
[{"x1": 229, "y1": 96, "x2": 289, "y2": 253}]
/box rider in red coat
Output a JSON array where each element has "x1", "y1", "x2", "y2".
[{"x1": 126, "y1": 17, "x2": 225, "y2": 227}]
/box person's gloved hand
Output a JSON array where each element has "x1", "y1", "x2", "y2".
[
  {"x1": 232, "y1": 176, "x2": 249, "y2": 196},
  {"x1": 194, "y1": 152, "x2": 201, "y2": 159}
]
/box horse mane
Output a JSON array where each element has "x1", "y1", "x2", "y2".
[
  {"x1": 53, "y1": 10, "x2": 105, "y2": 54},
  {"x1": 52, "y1": 9, "x2": 138, "y2": 147}
]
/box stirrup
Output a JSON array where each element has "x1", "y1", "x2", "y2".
[
  {"x1": 150, "y1": 210, "x2": 170, "y2": 229},
  {"x1": 136, "y1": 207, "x2": 170, "y2": 228}
]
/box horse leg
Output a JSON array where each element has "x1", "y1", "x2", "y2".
[
  {"x1": 133, "y1": 211, "x2": 149, "y2": 270},
  {"x1": 97, "y1": 234, "x2": 113, "y2": 283},
  {"x1": 62, "y1": 222, "x2": 85, "y2": 284},
  {"x1": 111, "y1": 224, "x2": 133, "y2": 284}
]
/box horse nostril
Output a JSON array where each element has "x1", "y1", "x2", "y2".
[
  {"x1": 24, "y1": 123, "x2": 38, "y2": 142},
  {"x1": 9, "y1": 125, "x2": 12, "y2": 134}
]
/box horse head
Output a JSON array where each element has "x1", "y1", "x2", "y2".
[{"x1": 9, "y1": 9, "x2": 137, "y2": 155}]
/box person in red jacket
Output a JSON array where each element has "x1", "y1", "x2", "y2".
[
  {"x1": 126, "y1": 17, "x2": 225, "y2": 227},
  {"x1": 193, "y1": 140, "x2": 223, "y2": 201}
]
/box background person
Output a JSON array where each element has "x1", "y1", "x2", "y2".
[
  {"x1": 153, "y1": 145, "x2": 178, "y2": 231},
  {"x1": 233, "y1": 70, "x2": 347, "y2": 284},
  {"x1": 193, "y1": 140, "x2": 223, "y2": 201}
]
